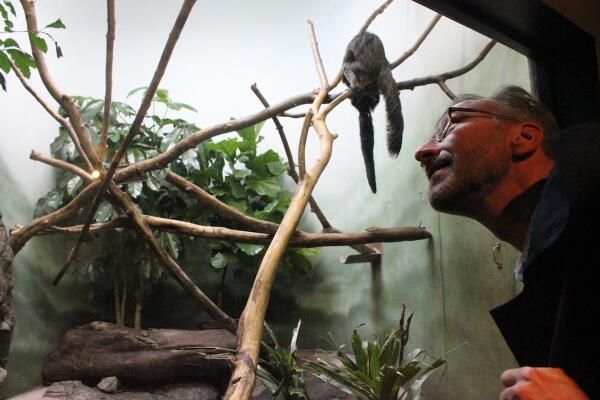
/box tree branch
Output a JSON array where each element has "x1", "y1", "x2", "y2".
[
  {"x1": 297, "y1": 109, "x2": 313, "y2": 179},
  {"x1": 98, "y1": 0, "x2": 116, "y2": 161},
  {"x1": 61, "y1": 0, "x2": 198, "y2": 283},
  {"x1": 41, "y1": 216, "x2": 431, "y2": 247},
  {"x1": 307, "y1": 20, "x2": 328, "y2": 88},
  {"x1": 357, "y1": 0, "x2": 395, "y2": 36},
  {"x1": 390, "y1": 14, "x2": 441, "y2": 69},
  {"x1": 29, "y1": 150, "x2": 93, "y2": 183}
]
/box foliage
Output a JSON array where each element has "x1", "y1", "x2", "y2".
[
  {"x1": 0, "y1": 0, "x2": 64, "y2": 90},
  {"x1": 35, "y1": 88, "x2": 316, "y2": 326},
  {"x1": 256, "y1": 320, "x2": 309, "y2": 400},
  {"x1": 308, "y1": 306, "x2": 446, "y2": 400}
]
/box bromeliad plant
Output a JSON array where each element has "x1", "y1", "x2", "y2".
[
  {"x1": 35, "y1": 88, "x2": 316, "y2": 328},
  {"x1": 256, "y1": 320, "x2": 309, "y2": 400},
  {"x1": 309, "y1": 305, "x2": 446, "y2": 400}
]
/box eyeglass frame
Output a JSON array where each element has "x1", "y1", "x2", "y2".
[{"x1": 434, "y1": 106, "x2": 521, "y2": 142}]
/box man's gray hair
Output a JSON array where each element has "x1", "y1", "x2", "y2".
[{"x1": 491, "y1": 86, "x2": 558, "y2": 136}]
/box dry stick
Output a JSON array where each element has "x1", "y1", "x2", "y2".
[
  {"x1": 307, "y1": 20, "x2": 328, "y2": 88},
  {"x1": 9, "y1": 60, "x2": 93, "y2": 171},
  {"x1": 8, "y1": 181, "x2": 101, "y2": 254},
  {"x1": 106, "y1": 183, "x2": 237, "y2": 333},
  {"x1": 397, "y1": 40, "x2": 497, "y2": 91},
  {"x1": 57, "y1": 0, "x2": 198, "y2": 284},
  {"x1": 30, "y1": 151, "x2": 93, "y2": 183},
  {"x1": 165, "y1": 171, "x2": 280, "y2": 234},
  {"x1": 224, "y1": 22, "x2": 336, "y2": 400},
  {"x1": 280, "y1": 111, "x2": 307, "y2": 118},
  {"x1": 41, "y1": 216, "x2": 431, "y2": 246},
  {"x1": 297, "y1": 109, "x2": 313, "y2": 179},
  {"x1": 437, "y1": 81, "x2": 456, "y2": 99},
  {"x1": 98, "y1": 0, "x2": 116, "y2": 161},
  {"x1": 19, "y1": 0, "x2": 101, "y2": 169},
  {"x1": 357, "y1": 0, "x2": 395, "y2": 37},
  {"x1": 390, "y1": 14, "x2": 441, "y2": 69}
]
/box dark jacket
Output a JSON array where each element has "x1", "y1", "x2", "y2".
[{"x1": 490, "y1": 123, "x2": 600, "y2": 398}]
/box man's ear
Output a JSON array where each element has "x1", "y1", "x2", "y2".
[{"x1": 511, "y1": 122, "x2": 544, "y2": 161}]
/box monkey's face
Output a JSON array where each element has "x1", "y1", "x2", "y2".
[{"x1": 414, "y1": 100, "x2": 513, "y2": 217}]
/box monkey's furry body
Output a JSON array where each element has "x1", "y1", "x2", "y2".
[{"x1": 342, "y1": 32, "x2": 404, "y2": 193}]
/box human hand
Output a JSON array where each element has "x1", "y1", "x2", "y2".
[{"x1": 499, "y1": 367, "x2": 588, "y2": 400}]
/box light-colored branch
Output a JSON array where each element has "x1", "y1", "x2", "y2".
[
  {"x1": 107, "y1": 182, "x2": 237, "y2": 334},
  {"x1": 297, "y1": 109, "x2": 313, "y2": 179},
  {"x1": 396, "y1": 40, "x2": 497, "y2": 92},
  {"x1": 98, "y1": 0, "x2": 116, "y2": 161},
  {"x1": 357, "y1": 0, "x2": 394, "y2": 36},
  {"x1": 29, "y1": 150, "x2": 93, "y2": 183},
  {"x1": 390, "y1": 14, "x2": 441, "y2": 69},
  {"x1": 437, "y1": 81, "x2": 456, "y2": 99},
  {"x1": 8, "y1": 181, "x2": 101, "y2": 254},
  {"x1": 307, "y1": 20, "x2": 328, "y2": 88},
  {"x1": 224, "y1": 25, "x2": 336, "y2": 397},
  {"x1": 41, "y1": 216, "x2": 431, "y2": 247},
  {"x1": 280, "y1": 111, "x2": 307, "y2": 118},
  {"x1": 322, "y1": 88, "x2": 351, "y2": 117}
]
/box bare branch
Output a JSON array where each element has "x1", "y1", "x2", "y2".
[
  {"x1": 437, "y1": 81, "x2": 456, "y2": 99},
  {"x1": 280, "y1": 111, "x2": 307, "y2": 119},
  {"x1": 42, "y1": 216, "x2": 431, "y2": 247},
  {"x1": 165, "y1": 171, "x2": 280, "y2": 234},
  {"x1": 297, "y1": 109, "x2": 313, "y2": 179},
  {"x1": 322, "y1": 88, "x2": 351, "y2": 117},
  {"x1": 397, "y1": 40, "x2": 497, "y2": 92},
  {"x1": 98, "y1": 0, "x2": 116, "y2": 161},
  {"x1": 357, "y1": 0, "x2": 395, "y2": 36},
  {"x1": 63, "y1": 0, "x2": 198, "y2": 282},
  {"x1": 390, "y1": 14, "x2": 441, "y2": 69},
  {"x1": 307, "y1": 20, "x2": 328, "y2": 88},
  {"x1": 8, "y1": 60, "x2": 93, "y2": 171},
  {"x1": 8, "y1": 181, "x2": 101, "y2": 254},
  {"x1": 29, "y1": 150, "x2": 93, "y2": 183}
]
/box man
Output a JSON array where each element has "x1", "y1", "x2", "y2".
[{"x1": 414, "y1": 86, "x2": 600, "y2": 399}]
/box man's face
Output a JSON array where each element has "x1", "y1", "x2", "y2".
[{"x1": 414, "y1": 99, "x2": 514, "y2": 216}]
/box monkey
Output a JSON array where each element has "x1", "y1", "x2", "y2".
[{"x1": 342, "y1": 31, "x2": 404, "y2": 193}]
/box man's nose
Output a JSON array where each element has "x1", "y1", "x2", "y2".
[{"x1": 414, "y1": 139, "x2": 441, "y2": 164}]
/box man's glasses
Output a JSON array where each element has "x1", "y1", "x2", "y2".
[{"x1": 434, "y1": 106, "x2": 520, "y2": 142}]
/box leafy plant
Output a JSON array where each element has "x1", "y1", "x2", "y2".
[
  {"x1": 36, "y1": 88, "x2": 316, "y2": 328},
  {"x1": 256, "y1": 320, "x2": 309, "y2": 400},
  {"x1": 308, "y1": 305, "x2": 446, "y2": 400},
  {"x1": 0, "y1": 0, "x2": 65, "y2": 90}
]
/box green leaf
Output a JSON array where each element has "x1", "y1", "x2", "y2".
[
  {"x1": 44, "y1": 18, "x2": 66, "y2": 29},
  {"x1": 0, "y1": 70, "x2": 5, "y2": 91},
  {"x1": 127, "y1": 86, "x2": 147, "y2": 98},
  {"x1": 160, "y1": 232, "x2": 181, "y2": 259},
  {"x1": 80, "y1": 99, "x2": 104, "y2": 122},
  {"x1": 229, "y1": 179, "x2": 246, "y2": 199},
  {"x1": 3, "y1": 1, "x2": 16, "y2": 16},
  {"x1": 29, "y1": 32, "x2": 48, "y2": 53},
  {"x1": 295, "y1": 247, "x2": 320, "y2": 257},
  {"x1": 205, "y1": 138, "x2": 239, "y2": 160},
  {"x1": 126, "y1": 181, "x2": 143, "y2": 198},
  {"x1": 236, "y1": 243, "x2": 263, "y2": 256},
  {"x1": 0, "y1": 50, "x2": 9, "y2": 73},
  {"x1": 248, "y1": 150, "x2": 281, "y2": 177},
  {"x1": 160, "y1": 127, "x2": 184, "y2": 152},
  {"x1": 181, "y1": 148, "x2": 200, "y2": 172},
  {"x1": 352, "y1": 329, "x2": 368, "y2": 373},
  {"x1": 210, "y1": 252, "x2": 229, "y2": 269},
  {"x1": 267, "y1": 160, "x2": 288, "y2": 176},
  {"x1": 232, "y1": 168, "x2": 251, "y2": 179},
  {"x1": 66, "y1": 175, "x2": 83, "y2": 196},
  {"x1": 126, "y1": 146, "x2": 146, "y2": 164},
  {"x1": 2, "y1": 38, "x2": 18, "y2": 48},
  {"x1": 248, "y1": 176, "x2": 281, "y2": 197},
  {"x1": 154, "y1": 88, "x2": 170, "y2": 104},
  {"x1": 168, "y1": 101, "x2": 198, "y2": 112},
  {"x1": 7, "y1": 48, "x2": 36, "y2": 78},
  {"x1": 95, "y1": 201, "x2": 113, "y2": 222}
]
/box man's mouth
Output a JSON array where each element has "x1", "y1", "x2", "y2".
[{"x1": 425, "y1": 157, "x2": 452, "y2": 180}]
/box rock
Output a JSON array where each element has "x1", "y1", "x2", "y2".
[{"x1": 96, "y1": 376, "x2": 119, "y2": 393}]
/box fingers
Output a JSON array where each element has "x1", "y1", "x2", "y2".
[{"x1": 499, "y1": 367, "x2": 589, "y2": 400}]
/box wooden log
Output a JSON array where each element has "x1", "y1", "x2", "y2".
[
  {"x1": 42, "y1": 322, "x2": 236, "y2": 385},
  {"x1": 0, "y1": 209, "x2": 15, "y2": 387}
]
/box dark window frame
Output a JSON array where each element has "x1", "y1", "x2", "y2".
[{"x1": 411, "y1": 0, "x2": 600, "y2": 127}]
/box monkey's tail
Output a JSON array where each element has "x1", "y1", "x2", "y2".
[
  {"x1": 359, "y1": 110, "x2": 377, "y2": 193},
  {"x1": 379, "y1": 67, "x2": 404, "y2": 157}
]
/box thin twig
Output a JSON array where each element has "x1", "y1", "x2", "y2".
[
  {"x1": 307, "y1": 20, "x2": 328, "y2": 88},
  {"x1": 357, "y1": 0, "x2": 395, "y2": 36},
  {"x1": 62, "y1": 0, "x2": 198, "y2": 281},
  {"x1": 297, "y1": 109, "x2": 313, "y2": 179},
  {"x1": 9, "y1": 59, "x2": 93, "y2": 170},
  {"x1": 397, "y1": 40, "x2": 497, "y2": 91},
  {"x1": 98, "y1": 0, "x2": 116, "y2": 161},
  {"x1": 437, "y1": 81, "x2": 456, "y2": 99},
  {"x1": 390, "y1": 14, "x2": 441, "y2": 69},
  {"x1": 280, "y1": 111, "x2": 307, "y2": 118},
  {"x1": 322, "y1": 88, "x2": 351, "y2": 117},
  {"x1": 30, "y1": 151, "x2": 94, "y2": 183},
  {"x1": 250, "y1": 83, "x2": 297, "y2": 178}
]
